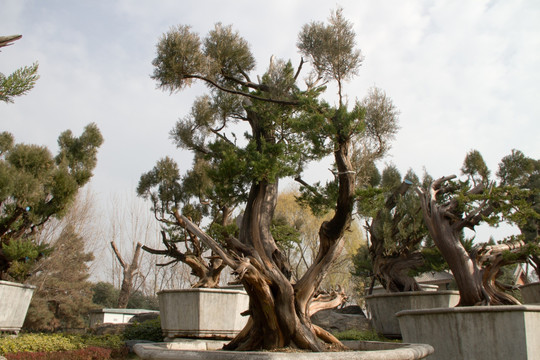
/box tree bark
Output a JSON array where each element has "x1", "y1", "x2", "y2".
[
  {"x1": 180, "y1": 139, "x2": 353, "y2": 351},
  {"x1": 111, "y1": 241, "x2": 143, "y2": 308},
  {"x1": 416, "y1": 176, "x2": 523, "y2": 306}
]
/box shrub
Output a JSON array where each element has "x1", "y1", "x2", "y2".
[
  {"x1": 0, "y1": 334, "x2": 126, "y2": 357},
  {"x1": 123, "y1": 317, "x2": 163, "y2": 342},
  {"x1": 4, "y1": 346, "x2": 112, "y2": 360},
  {"x1": 0, "y1": 334, "x2": 80, "y2": 355}
]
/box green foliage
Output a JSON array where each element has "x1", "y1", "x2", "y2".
[
  {"x1": 123, "y1": 317, "x2": 163, "y2": 342},
  {"x1": 91, "y1": 281, "x2": 159, "y2": 310},
  {"x1": 0, "y1": 334, "x2": 125, "y2": 358},
  {"x1": 1, "y1": 238, "x2": 51, "y2": 282},
  {"x1": 271, "y1": 215, "x2": 301, "y2": 252},
  {"x1": 0, "y1": 124, "x2": 103, "y2": 281},
  {"x1": 91, "y1": 282, "x2": 119, "y2": 309},
  {"x1": 461, "y1": 149, "x2": 490, "y2": 186},
  {"x1": 297, "y1": 8, "x2": 363, "y2": 85},
  {"x1": 0, "y1": 334, "x2": 80, "y2": 355},
  {"x1": 0, "y1": 62, "x2": 39, "y2": 103},
  {"x1": 24, "y1": 224, "x2": 96, "y2": 331}
]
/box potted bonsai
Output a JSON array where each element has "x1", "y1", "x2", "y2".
[
  {"x1": 1, "y1": 35, "x2": 103, "y2": 333},
  {"x1": 355, "y1": 165, "x2": 459, "y2": 338},
  {"x1": 397, "y1": 150, "x2": 540, "y2": 360},
  {"x1": 137, "y1": 155, "x2": 251, "y2": 339},
  {"x1": 0, "y1": 125, "x2": 103, "y2": 332}
]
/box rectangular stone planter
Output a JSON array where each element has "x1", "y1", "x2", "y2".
[
  {"x1": 520, "y1": 282, "x2": 540, "y2": 304},
  {"x1": 0, "y1": 280, "x2": 36, "y2": 333},
  {"x1": 158, "y1": 287, "x2": 249, "y2": 340},
  {"x1": 397, "y1": 305, "x2": 540, "y2": 360},
  {"x1": 364, "y1": 290, "x2": 459, "y2": 338}
]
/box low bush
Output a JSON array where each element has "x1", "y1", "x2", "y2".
[
  {"x1": 0, "y1": 334, "x2": 127, "y2": 358},
  {"x1": 123, "y1": 317, "x2": 163, "y2": 342}
]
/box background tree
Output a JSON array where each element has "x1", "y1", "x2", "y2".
[
  {"x1": 0, "y1": 123, "x2": 103, "y2": 281},
  {"x1": 274, "y1": 189, "x2": 365, "y2": 303},
  {"x1": 110, "y1": 240, "x2": 143, "y2": 308},
  {"x1": 147, "y1": 9, "x2": 398, "y2": 351},
  {"x1": 0, "y1": 35, "x2": 39, "y2": 104},
  {"x1": 497, "y1": 149, "x2": 540, "y2": 278},
  {"x1": 415, "y1": 150, "x2": 539, "y2": 306},
  {"x1": 23, "y1": 191, "x2": 98, "y2": 331},
  {"x1": 91, "y1": 281, "x2": 159, "y2": 310},
  {"x1": 24, "y1": 224, "x2": 95, "y2": 331}
]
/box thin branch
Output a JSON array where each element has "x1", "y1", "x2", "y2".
[{"x1": 183, "y1": 74, "x2": 299, "y2": 106}]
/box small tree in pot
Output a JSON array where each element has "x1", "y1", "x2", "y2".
[{"x1": 415, "y1": 150, "x2": 539, "y2": 306}]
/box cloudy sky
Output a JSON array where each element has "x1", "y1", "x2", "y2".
[{"x1": 2, "y1": 1, "x2": 539, "y2": 245}]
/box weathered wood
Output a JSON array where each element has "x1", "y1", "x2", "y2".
[
  {"x1": 0, "y1": 35, "x2": 22, "y2": 49},
  {"x1": 111, "y1": 241, "x2": 143, "y2": 308}
]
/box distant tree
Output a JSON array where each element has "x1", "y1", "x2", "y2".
[
  {"x1": 0, "y1": 35, "x2": 39, "y2": 103},
  {"x1": 24, "y1": 223, "x2": 96, "y2": 331},
  {"x1": 147, "y1": 8, "x2": 398, "y2": 351},
  {"x1": 110, "y1": 240, "x2": 143, "y2": 308},
  {"x1": 274, "y1": 189, "x2": 365, "y2": 302},
  {"x1": 91, "y1": 281, "x2": 119, "y2": 308},
  {"x1": 497, "y1": 149, "x2": 540, "y2": 278},
  {"x1": 0, "y1": 123, "x2": 103, "y2": 281},
  {"x1": 91, "y1": 281, "x2": 159, "y2": 310}
]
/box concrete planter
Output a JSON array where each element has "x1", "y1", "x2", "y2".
[
  {"x1": 520, "y1": 282, "x2": 540, "y2": 304},
  {"x1": 134, "y1": 339, "x2": 434, "y2": 359},
  {"x1": 365, "y1": 290, "x2": 459, "y2": 338},
  {"x1": 0, "y1": 280, "x2": 36, "y2": 333},
  {"x1": 158, "y1": 288, "x2": 249, "y2": 340},
  {"x1": 397, "y1": 305, "x2": 540, "y2": 360},
  {"x1": 368, "y1": 284, "x2": 438, "y2": 295}
]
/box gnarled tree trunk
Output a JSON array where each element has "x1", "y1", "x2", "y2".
[
  {"x1": 416, "y1": 176, "x2": 524, "y2": 306},
  {"x1": 180, "y1": 139, "x2": 353, "y2": 351}
]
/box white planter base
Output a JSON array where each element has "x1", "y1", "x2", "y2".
[
  {"x1": 158, "y1": 288, "x2": 249, "y2": 340},
  {"x1": 134, "y1": 339, "x2": 434, "y2": 359},
  {"x1": 0, "y1": 280, "x2": 36, "y2": 333},
  {"x1": 397, "y1": 305, "x2": 540, "y2": 360},
  {"x1": 365, "y1": 290, "x2": 459, "y2": 338}
]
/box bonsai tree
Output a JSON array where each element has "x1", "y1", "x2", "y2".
[
  {"x1": 0, "y1": 124, "x2": 103, "y2": 281},
  {"x1": 354, "y1": 164, "x2": 450, "y2": 293},
  {"x1": 137, "y1": 155, "x2": 235, "y2": 288},
  {"x1": 144, "y1": 9, "x2": 398, "y2": 351},
  {"x1": 357, "y1": 166, "x2": 425, "y2": 292},
  {"x1": 415, "y1": 150, "x2": 540, "y2": 306},
  {"x1": 497, "y1": 149, "x2": 540, "y2": 278}
]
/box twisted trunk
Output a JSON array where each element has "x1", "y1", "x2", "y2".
[{"x1": 416, "y1": 176, "x2": 524, "y2": 306}]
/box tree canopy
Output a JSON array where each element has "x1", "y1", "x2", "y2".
[{"x1": 0, "y1": 123, "x2": 103, "y2": 281}]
